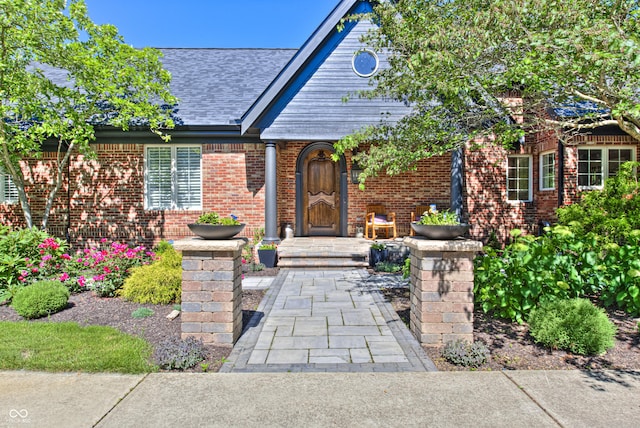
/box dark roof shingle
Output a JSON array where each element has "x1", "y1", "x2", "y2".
[{"x1": 158, "y1": 48, "x2": 296, "y2": 126}]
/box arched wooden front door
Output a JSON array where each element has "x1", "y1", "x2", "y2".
[{"x1": 302, "y1": 149, "x2": 340, "y2": 236}]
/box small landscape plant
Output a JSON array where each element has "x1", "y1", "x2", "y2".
[
  {"x1": 247, "y1": 262, "x2": 265, "y2": 272},
  {"x1": 370, "y1": 242, "x2": 386, "y2": 250},
  {"x1": 11, "y1": 280, "x2": 70, "y2": 319},
  {"x1": 154, "y1": 336, "x2": 206, "y2": 370},
  {"x1": 131, "y1": 307, "x2": 155, "y2": 319},
  {"x1": 442, "y1": 339, "x2": 490, "y2": 367},
  {"x1": 402, "y1": 257, "x2": 411, "y2": 279},
  {"x1": 528, "y1": 298, "x2": 617, "y2": 356},
  {"x1": 118, "y1": 246, "x2": 182, "y2": 305},
  {"x1": 416, "y1": 210, "x2": 460, "y2": 225},
  {"x1": 375, "y1": 261, "x2": 402, "y2": 273},
  {"x1": 259, "y1": 243, "x2": 277, "y2": 250},
  {"x1": 196, "y1": 212, "x2": 240, "y2": 225}
]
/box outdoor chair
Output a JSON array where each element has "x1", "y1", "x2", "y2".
[
  {"x1": 410, "y1": 205, "x2": 432, "y2": 236},
  {"x1": 364, "y1": 204, "x2": 397, "y2": 240}
]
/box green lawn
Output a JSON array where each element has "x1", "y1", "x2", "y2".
[{"x1": 0, "y1": 321, "x2": 157, "y2": 373}]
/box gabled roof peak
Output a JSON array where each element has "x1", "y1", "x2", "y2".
[{"x1": 241, "y1": 0, "x2": 370, "y2": 134}]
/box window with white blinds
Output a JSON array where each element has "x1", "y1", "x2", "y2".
[
  {"x1": 145, "y1": 145, "x2": 202, "y2": 210},
  {"x1": 1, "y1": 169, "x2": 18, "y2": 204}
]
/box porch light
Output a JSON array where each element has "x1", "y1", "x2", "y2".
[{"x1": 350, "y1": 160, "x2": 363, "y2": 184}]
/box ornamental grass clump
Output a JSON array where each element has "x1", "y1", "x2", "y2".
[
  {"x1": 528, "y1": 298, "x2": 616, "y2": 356},
  {"x1": 442, "y1": 339, "x2": 490, "y2": 367},
  {"x1": 12, "y1": 280, "x2": 70, "y2": 319}
]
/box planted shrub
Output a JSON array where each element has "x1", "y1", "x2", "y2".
[
  {"x1": 154, "y1": 336, "x2": 205, "y2": 370},
  {"x1": 118, "y1": 247, "x2": 182, "y2": 305},
  {"x1": 528, "y1": 298, "x2": 616, "y2": 356},
  {"x1": 0, "y1": 228, "x2": 66, "y2": 292},
  {"x1": 153, "y1": 240, "x2": 174, "y2": 255},
  {"x1": 557, "y1": 161, "x2": 640, "y2": 245},
  {"x1": 12, "y1": 280, "x2": 70, "y2": 319},
  {"x1": 402, "y1": 256, "x2": 411, "y2": 279},
  {"x1": 474, "y1": 227, "x2": 598, "y2": 323},
  {"x1": 442, "y1": 339, "x2": 490, "y2": 367},
  {"x1": 375, "y1": 261, "x2": 402, "y2": 273}
]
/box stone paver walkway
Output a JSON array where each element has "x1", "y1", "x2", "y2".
[{"x1": 221, "y1": 269, "x2": 436, "y2": 372}]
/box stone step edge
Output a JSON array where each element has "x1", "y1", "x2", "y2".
[{"x1": 277, "y1": 260, "x2": 369, "y2": 268}]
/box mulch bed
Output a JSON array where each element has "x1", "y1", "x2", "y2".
[
  {"x1": 382, "y1": 287, "x2": 640, "y2": 371},
  {"x1": 3, "y1": 266, "x2": 638, "y2": 372}
]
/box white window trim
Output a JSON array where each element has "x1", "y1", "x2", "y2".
[
  {"x1": 506, "y1": 155, "x2": 533, "y2": 203},
  {"x1": 539, "y1": 151, "x2": 556, "y2": 191},
  {"x1": 577, "y1": 146, "x2": 636, "y2": 190},
  {"x1": 144, "y1": 144, "x2": 203, "y2": 211}
]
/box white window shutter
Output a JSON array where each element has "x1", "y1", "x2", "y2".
[
  {"x1": 146, "y1": 147, "x2": 173, "y2": 209},
  {"x1": 176, "y1": 147, "x2": 202, "y2": 209}
]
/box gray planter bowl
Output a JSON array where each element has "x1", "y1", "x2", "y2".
[
  {"x1": 410, "y1": 223, "x2": 470, "y2": 240},
  {"x1": 187, "y1": 223, "x2": 245, "y2": 240}
]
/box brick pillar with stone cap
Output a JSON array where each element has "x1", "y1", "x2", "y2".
[
  {"x1": 173, "y1": 238, "x2": 245, "y2": 346},
  {"x1": 403, "y1": 237, "x2": 483, "y2": 346}
]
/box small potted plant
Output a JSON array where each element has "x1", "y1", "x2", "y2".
[
  {"x1": 257, "y1": 242, "x2": 278, "y2": 268},
  {"x1": 188, "y1": 212, "x2": 245, "y2": 240},
  {"x1": 410, "y1": 209, "x2": 470, "y2": 239},
  {"x1": 369, "y1": 241, "x2": 388, "y2": 267}
]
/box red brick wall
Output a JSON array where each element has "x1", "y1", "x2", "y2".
[
  {"x1": 2, "y1": 133, "x2": 638, "y2": 248},
  {"x1": 0, "y1": 143, "x2": 267, "y2": 248},
  {"x1": 465, "y1": 138, "x2": 537, "y2": 244}
]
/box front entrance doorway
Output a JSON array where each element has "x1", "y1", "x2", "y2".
[
  {"x1": 304, "y1": 149, "x2": 339, "y2": 235},
  {"x1": 295, "y1": 142, "x2": 348, "y2": 237}
]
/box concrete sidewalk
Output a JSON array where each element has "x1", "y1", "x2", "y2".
[{"x1": 1, "y1": 370, "x2": 639, "y2": 427}]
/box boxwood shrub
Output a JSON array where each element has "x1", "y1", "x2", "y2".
[
  {"x1": 528, "y1": 298, "x2": 616, "y2": 356},
  {"x1": 12, "y1": 280, "x2": 70, "y2": 319}
]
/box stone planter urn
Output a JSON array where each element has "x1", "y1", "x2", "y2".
[
  {"x1": 410, "y1": 223, "x2": 470, "y2": 240},
  {"x1": 187, "y1": 223, "x2": 245, "y2": 240}
]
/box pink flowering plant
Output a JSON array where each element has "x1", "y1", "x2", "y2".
[
  {"x1": 72, "y1": 239, "x2": 155, "y2": 297},
  {"x1": 19, "y1": 237, "x2": 155, "y2": 296}
]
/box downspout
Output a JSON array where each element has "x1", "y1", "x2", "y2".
[
  {"x1": 66, "y1": 159, "x2": 71, "y2": 244},
  {"x1": 558, "y1": 140, "x2": 565, "y2": 207},
  {"x1": 450, "y1": 147, "x2": 464, "y2": 220}
]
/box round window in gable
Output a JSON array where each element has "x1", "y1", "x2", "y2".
[{"x1": 352, "y1": 49, "x2": 379, "y2": 78}]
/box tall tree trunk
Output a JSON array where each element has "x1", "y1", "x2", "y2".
[
  {"x1": 0, "y1": 133, "x2": 33, "y2": 228},
  {"x1": 40, "y1": 140, "x2": 74, "y2": 230}
]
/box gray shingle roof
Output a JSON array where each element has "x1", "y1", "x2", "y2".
[{"x1": 158, "y1": 48, "x2": 297, "y2": 126}]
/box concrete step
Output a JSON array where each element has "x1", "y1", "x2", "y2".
[
  {"x1": 276, "y1": 237, "x2": 373, "y2": 269},
  {"x1": 277, "y1": 256, "x2": 369, "y2": 268}
]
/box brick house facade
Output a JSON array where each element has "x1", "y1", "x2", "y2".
[{"x1": 1, "y1": 0, "x2": 638, "y2": 247}]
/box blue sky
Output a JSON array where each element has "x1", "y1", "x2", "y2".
[{"x1": 84, "y1": 0, "x2": 341, "y2": 48}]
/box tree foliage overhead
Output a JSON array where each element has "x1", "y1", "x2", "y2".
[
  {"x1": 0, "y1": 0, "x2": 177, "y2": 229},
  {"x1": 335, "y1": 0, "x2": 640, "y2": 185}
]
